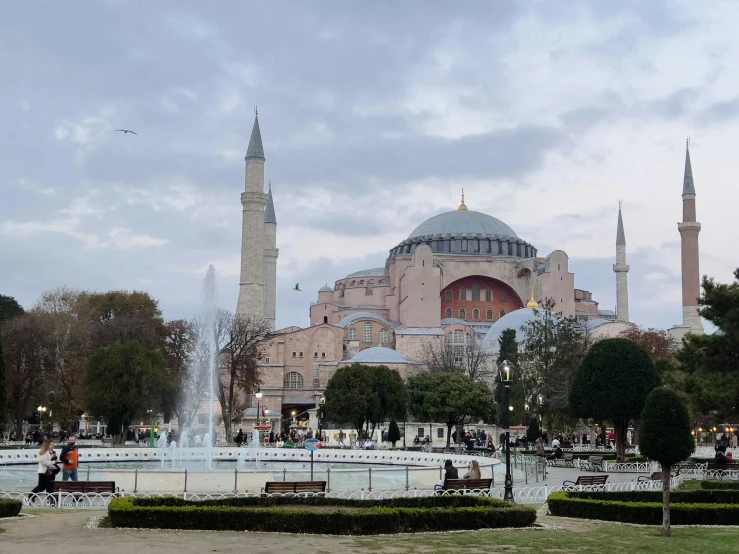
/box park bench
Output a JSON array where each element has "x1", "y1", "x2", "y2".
[
  {"x1": 672, "y1": 462, "x2": 706, "y2": 474},
  {"x1": 434, "y1": 478, "x2": 493, "y2": 494},
  {"x1": 546, "y1": 453, "x2": 575, "y2": 468},
  {"x1": 563, "y1": 475, "x2": 609, "y2": 488},
  {"x1": 262, "y1": 481, "x2": 327, "y2": 495},
  {"x1": 52, "y1": 481, "x2": 117, "y2": 494},
  {"x1": 578, "y1": 456, "x2": 604, "y2": 472},
  {"x1": 638, "y1": 469, "x2": 679, "y2": 482},
  {"x1": 707, "y1": 462, "x2": 739, "y2": 471}
]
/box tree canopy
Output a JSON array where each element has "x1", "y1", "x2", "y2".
[
  {"x1": 570, "y1": 338, "x2": 659, "y2": 461},
  {"x1": 407, "y1": 371, "x2": 497, "y2": 447},
  {"x1": 83, "y1": 341, "x2": 173, "y2": 441},
  {"x1": 0, "y1": 295, "x2": 24, "y2": 323},
  {"x1": 677, "y1": 269, "x2": 739, "y2": 422},
  {"x1": 323, "y1": 364, "x2": 407, "y2": 438}
]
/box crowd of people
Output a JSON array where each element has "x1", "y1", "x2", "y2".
[{"x1": 29, "y1": 435, "x2": 81, "y2": 496}]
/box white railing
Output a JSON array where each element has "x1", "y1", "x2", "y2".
[
  {"x1": 693, "y1": 446, "x2": 739, "y2": 458},
  {"x1": 603, "y1": 461, "x2": 655, "y2": 473}
]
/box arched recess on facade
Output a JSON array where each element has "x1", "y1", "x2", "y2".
[{"x1": 439, "y1": 275, "x2": 524, "y2": 323}]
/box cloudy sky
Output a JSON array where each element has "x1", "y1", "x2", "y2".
[{"x1": 1, "y1": 1, "x2": 737, "y2": 331}]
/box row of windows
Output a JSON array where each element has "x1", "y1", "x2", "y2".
[
  {"x1": 445, "y1": 287, "x2": 507, "y2": 302},
  {"x1": 290, "y1": 351, "x2": 329, "y2": 358},
  {"x1": 392, "y1": 239, "x2": 536, "y2": 258},
  {"x1": 284, "y1": 372, "x2": 321, "y2": 390},
  {"x1": 347, "y1": 323, "x2": 389, "y2": 343},
  {"x1": 445, "y1": 307, "x2": 506, "y2": 320}
]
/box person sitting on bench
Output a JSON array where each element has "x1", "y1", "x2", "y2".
[
  {"x1": 547, "y1": 445, "x2": 563, "y2": 461},
  {"x1": 438, "y1": 459, "x2": 459, "y2": 489},
  {"x1": 462, "y1": 460, "x2": 481, "y2": 480}
]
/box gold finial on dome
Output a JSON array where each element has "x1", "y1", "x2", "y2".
[
  {"x1": 527, "y1": 290, "x2": 539, "y2": 308},
  {"x1": 458, "y1": 188, "x2": 468, "y2": 210}
]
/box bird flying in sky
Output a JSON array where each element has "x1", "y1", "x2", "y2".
[
  {"x1": 115, "y1": 129, "x2": 138, "y2": 135},
  {"x1": 294, "y1": 283, "x2": 301, "y2": 291}
]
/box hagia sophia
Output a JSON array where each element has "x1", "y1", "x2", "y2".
[{"x1": 235, "y1": 114, "x2": 704, "y2": 425}]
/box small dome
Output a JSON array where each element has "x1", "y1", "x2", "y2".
[
  {"x1": 408, "y1": 210, "x2": 518, "y2": 241},
  {"x1": 483, "y1": 308, "x2": 564, "y2": 352},
  {"x1": 351, "y1": 347, "x2": 408, "y2": 364},
  {"x1": 319, "y1": 285, "x2": 333, "y2": 292},
  {"x1": 344, "y1": 268, "x2": 389, "y2": 279}
]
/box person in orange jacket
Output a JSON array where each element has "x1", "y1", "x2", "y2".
[{"x1": 60, "y1": 436, "x2": 79, "y2": 481}]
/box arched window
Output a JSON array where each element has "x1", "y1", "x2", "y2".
[
  {"x1": 472, "y1": 283, "x2": 480, "y2": 301},
  {"x1": 486, "y1": 309, "x2": 493, "y2": 320},
  {"x1": 348, "y1": 328, "x2": 357, "y2": 340},
  {"x1": 473, "y1": 308, "x2": 480, "y2": 320},
  {"x1": 500, "y1": 292, "x2": 507, "y2": 303},
  {"x1": 459, "y1": 308, "x2": 466, "y2": 319},
  {"x1": 363, "y1": 322, "x2": 373, "y2": 343},
  {"x1": 445, "y1": 307, "x2": 452, "y2": 318},
  {"x1": 323, "y1": 316, "x2": 328, "y2": 324},
  {"x1": 485, "y1": 288, "x2": 492, "y2": 302},
  {"x1": 379, "y1": 329, "x2": 388, "y2": 343},
  {"x1": 461, "y1": 238, "x2": 468, "y2": 252},
  {"x1": 500, "y1": 310, "x2": 506, "y2": 318},
  {"x1": 284, "y1": 372, "x2": 303, "y2": 390},
  {"x1": 460, "y1": 286, "x2": 467, "y2": 301},
  {"x1": 445, "y1": 290, "x2": 453, "y2": 302}
]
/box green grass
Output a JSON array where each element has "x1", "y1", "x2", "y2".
[{"x1": 352, "y1": 525, "x2": 739, "y2": 553}]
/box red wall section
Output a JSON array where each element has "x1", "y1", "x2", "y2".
[{"x1": 441, "y1": 276, "x2": 524, "y2": 322}]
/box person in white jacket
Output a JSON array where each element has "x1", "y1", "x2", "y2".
[{"x1": 31, "y1": 439, "x2": 58, "y2": 494}]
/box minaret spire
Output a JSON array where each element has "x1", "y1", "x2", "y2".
[
  {"x1": 674, "y1": 137, "x2": 704, "y2": 336},
  {"x1": 263, "y1": 181, "x2": 278, "y2": 330},
  {"x1": 237, "y1": 111, "x2": 268, "y2": 318},
  {"x1": 613, "y1": 201, "x2": 630, "y2": 322}
]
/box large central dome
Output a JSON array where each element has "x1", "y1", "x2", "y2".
[{"x1": 408, "y1": 210, "x2": 518, "y2": 241}]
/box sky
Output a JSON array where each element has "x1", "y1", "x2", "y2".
[{"x1": 1, "y1": 0, "x2": 738, "y2": 331}]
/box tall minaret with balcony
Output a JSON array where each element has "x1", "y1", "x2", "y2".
[
  {"x1": 678, "y1": 138, "x2": 704, "y2": 334},
  {"x1": 263, "y1": 183, "x2": 278, "y2": 330},
  {"x1": 236, "y1": 111, "x2": 267, "y2": 318},
  {"x1": 613, "y1": 201, "x2": 630, "y2": 322}
]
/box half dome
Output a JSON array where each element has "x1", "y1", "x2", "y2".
[
  {"x1": 483, "y1": 308, "x2": 564, "y2": 352},
  {"x1": 350, "y1": 346, "x2": 409, "y2": 364}
]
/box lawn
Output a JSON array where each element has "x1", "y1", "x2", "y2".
[{"x1": 352, "y1": 524, "x2": 739, "y2": 553}]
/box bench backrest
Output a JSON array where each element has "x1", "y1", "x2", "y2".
[
  {"x1": 588, "y1": 456, "x2": 604, "y2": 462},
  {"x1": 265, "y1": 481, "x2": 326, "y2": 493},
  {"x1": 563, "y1": 453, "x2": 574, "y2": 460},
  {"x1": 575, "y1": 475, "x2": 608, "y2": 485},
  {"x1": 444, "y1": 478, "x2": 493, "y2": 490},
  {"x1": 53, "y1": 481, "x2": 116, "y2": 493}
]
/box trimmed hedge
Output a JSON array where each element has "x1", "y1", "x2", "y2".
[
  {"x1": 109, "y1": 496, "x2": 536, "y2": 534},
  {"x1": 701, "y1": 481, "x2": 739, "y2": 491},
  {"x1": 0, "y1": 499, "x2": 22, "y2": 518},
  {"x1": 548, "y1": 491, "x2": 739, "y2": 525},
  {"x1": 572, "y1": 489, "x2": 739, "y2": 504}
]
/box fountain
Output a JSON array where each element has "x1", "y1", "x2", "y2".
[
  {"x1": 203, "y1": 265, "x2": 218, "y2": 470},
  {"x1": 246, "y1": 429, "x2": 261, "y2": 469}
]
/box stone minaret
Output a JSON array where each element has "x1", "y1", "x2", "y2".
[
  {"x1": 263, "y1": 183, "x2": 278, "y2": 330},
  {"x1": 678, "y1": 139, "x2": 704, "y2": 334},
  {"x1": 236, "y1": 112, "x2": 267, "y2": 318},
  {"x1": 613, "y1": 201, "x2": 630, "y2": 322}
]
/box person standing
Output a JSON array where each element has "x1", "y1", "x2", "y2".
[
  {"x1": 60, "y1": 436, "x2": 79, "y2": 481},
  {"x1": 31, "y1": 439, "x2": 59, "y2": 494},
  {"x1": 235, "y1": 429, "x2": 244, "y2": 447}
]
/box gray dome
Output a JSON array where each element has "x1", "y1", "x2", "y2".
[
  {"x1": 344, "y1": 268, "x2": 389, "y2": 279},
  {"x1": 483, "y1": 308, "x2": 564, "y2": 352},
  {"x1": 408, "y1": 210, "x2": 518, "y2": 241},
  {"x1": 318, "y1": 285, "x2": 333, "y2": 292},
  {"x1": 351, "y1": 347, "x2": 408, "y2": 364}
]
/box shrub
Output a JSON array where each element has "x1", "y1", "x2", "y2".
[
  {"x1": 0, "y1": 499, "x2": 22, "y2": 518},
  {"x1": 108, "y1": 496, "x2": 536, "y2": 533},
  {"x1": 701, "y1": 481, "x2": 739, "y2": 490},
  {"x1": 548, "y1": 491, "x2": 739, "y2": 525}
]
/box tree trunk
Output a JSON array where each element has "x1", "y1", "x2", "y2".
[
  {"x1": 614, "y1": 421, "x2": 627, "y2": 462},
  {"x1": 662, "y1": 464, "x2": 671, "y2": 537},
  {"x1": 446, "y1": 423, "x2": 454, "y2": 448}
]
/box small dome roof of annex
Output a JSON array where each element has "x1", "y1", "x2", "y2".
[
  {"x1": 483, "y1": 308, "x2": 565, "y2": 352},
  {"x1": 350, "y1": 346, "x2": 409, "y2": 364}
]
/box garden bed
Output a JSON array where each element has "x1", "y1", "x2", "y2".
[
  {"x1": 0, "y1": 499, "x2": 22, "y2": 518},
  {"x1": 548, "y1": 487, "x2": 739, "y2": 525},
  {"x1": 108, "y1": 495, "x2": 537, "y2": 534}
]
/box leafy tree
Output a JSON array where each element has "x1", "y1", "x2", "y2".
[
  {"x1": 639, "y1": 387, "x2": 694, "y2": 537},
  {"x1": 2, "y1": 313, "x2": 49, "y2": 436},
  {"x1": 619, "y1": 326, "x2": 675, "y2": 361},
  {"x1": 571, "y1": 338, "x2": 659, "y2": 461},
  {"x1": 83, "y1": 341, "x2": 172, "y2": 444},
  {"x1": 0, "y1": 295, "x2": 24, "y2": 323},
  {"x1": 407, "y1": 372, "x2": 497, "y2": 447},
  {"x1": 494, "y1": 329, "x2": 518, "y2": 409},
  {"x1": 526, "y1": 417, "x2": 540, "y2": 443},
  {"x1": 388, "y1": 419, "x2": 401, "y2": 446},
  {"x1": 677, "y1": 269, "x2": 739, "y2": 422},
  {"x1": 324, "y1": 364, "x2": 406, "y2": 438}
]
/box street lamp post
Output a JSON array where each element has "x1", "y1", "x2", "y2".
[
  {"x1": 499, "y1": 360, "x2": 514, "y2": 502},
  {"x1": 318, "y1": 396, "x2": 326, "y2": 441},
  {"x1": 37, "y1": 406, "x2": 47, "y2": 435},
  {"x1": 255, "y1": 389, "x2": 263, "y2": 426}
]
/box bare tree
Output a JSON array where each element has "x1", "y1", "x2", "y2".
[
  {"x1": 421, "y1": 336, "x2": 493, "y2": 383},
  {"x1": 215, "y1": 311, "x2": 271, "y2": 442},
  {"x1": 3, "y1": 313, "x2": 50, "y2": 436}
]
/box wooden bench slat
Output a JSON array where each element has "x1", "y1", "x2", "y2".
[
  {"x1": 563, "y1": 475, "x2": 608, "y2": 487},
  {"x1": 436, "y1": 478, "x2": 493, "y2": 492},
  {"x1": 52, "y1": 481, "x2": 116, "y2": 493},
  {"x1": 263, "y1": 481, "x2": 326, "y2": 494}
]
